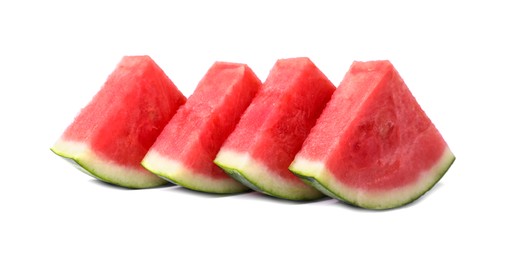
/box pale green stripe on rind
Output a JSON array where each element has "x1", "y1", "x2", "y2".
[
  {"x1": 141, "y1": 150, "x2": 249, "y2": 194},
  {"x1": 289, "y1": 147, "x2": 455, "y2": 209},
  {"x1": 214, "y1": 149, "x2": 324, "y2": 201},
  {"x1": 50, "y1": 139, "x2": 167, "y2": 188}
]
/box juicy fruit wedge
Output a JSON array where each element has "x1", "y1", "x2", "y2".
[
  {"x1": 289, "y1": 60, "x2": 455, "y2": 209},
  {"x1": 51, "y1": 56, "x2": 186, "y2": 188},
  {"x1": 142, "y1": 62, "x2": 261, "y2": 193},
  {"x1": 214, "y1": 57, "x2": 335, "y2": 200}
]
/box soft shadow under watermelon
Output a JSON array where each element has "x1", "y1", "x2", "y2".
[
  {"x1": 165, "y1": 185, "x2": 254, "y2": 198},
  {"x1": 238, "y1": 191, "x2": 333, "y2": 205},
  {"x1": 88, "y1": 179, "x2": 175, "y2": 190}
]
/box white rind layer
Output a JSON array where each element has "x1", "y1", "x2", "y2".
[
  {"x1": 51, "y1": 139, "x2": 167, "y2": 188},
  {"x1": 289, "y1": 146, "x2": 455, "y2": 209},
  {"x1": 141, "y1": 150, "x2": 249, "y2": 194},
  {"x1": 214, "y1": 149, "x2": 323, "y2": 200}
]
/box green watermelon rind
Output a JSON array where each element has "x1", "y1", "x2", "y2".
[
  {"x1": 217, "y1": 165, "x2": 264, "y2": 193},
  {"x1": 214, "y1": 150, "x2": 324, "y2": 201},
  {"x1": 141, "y1": 150, "x2": 250, "y2": 194},
  {"x1": 289, "y1": 147, "x2": 455, "y2": 209},
  {"x1": 216, "y1": 162, "x2": 324, "y2": 201},
  {"x1": 51, "y1": 140, "x2": 167, "y2": 189}
]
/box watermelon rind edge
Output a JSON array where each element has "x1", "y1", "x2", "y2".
[
  {"x1": 216, "y1": 161, "x2": 323, "y2": 201},
  {"x1": 50, "y1": 140, "x2": 167, "y2": 189},
  {"x1": 214, "y1": 162, "x2": 269, "y2": 194},
  {"x1": 289, "y1": 147, "x2": 455, "y2": 209},
  {"x1": 141, "y1": 150, "x2": 250, "y2": 194},
  {"x1": 214, "y1": 150, "x2": 324, "y2": 201}
]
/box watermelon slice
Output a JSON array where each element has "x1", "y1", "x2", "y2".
[
  {"x1": 141, "y1": 62, "x2": 261, "y2": 193},
  {"x1": 51, "y1": 56, "x2": 186, "y2": 188},
  {"x1": 214, "y1": 57, "x2": 336, "y2": 200},
  {"x1": 289, "y1": 60, "x2": 455, "y2": 209}
]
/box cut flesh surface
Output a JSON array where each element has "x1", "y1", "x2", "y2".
[
  {"x1": 51, "y1": 56, "x2": 186, "y2": 188},
  {"x1": 142, "y1": 62, "x2": 261, "y2": 193},
  {"x1": 215, "y1": 57, "x2": 336, "y2": 200},
  {"x1": 289, "y1": 60, "x2": 455, "y2": 209}
]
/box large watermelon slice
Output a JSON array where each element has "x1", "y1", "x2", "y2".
[
  {"x1": 289, "y1": 60, "x2": 455, "y2": 209},
  {"x1": 141, "y1": 62, "x2": 261, "y2": 193},
  {"x1": 51, "y1": 56, "x2": 186, "y2": 188},
  {"x1": 214, "y1": 57, "x2": 336, "y2": 200}
]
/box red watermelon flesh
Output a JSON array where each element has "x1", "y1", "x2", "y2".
[
  {"x1": 142, "y1": 62, "x2": 261, "y2": 193},
  {"x1": 214, "y1": 57, "x2": 336, "y2": 200},
  {"x1": 51, "y1": 56, "x2": 186, "y2": 188},
  {"x1": 289, "y1": 60, "x2": 455, "y2": 209}
]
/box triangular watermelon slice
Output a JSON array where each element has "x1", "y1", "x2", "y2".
[
  {"x1": 141, "y1": 62, "x2": 261, "y2": 193},
  {"x1": 289, "y1": 60, "x2": 455, "y2": 209},
  {"x1": 214, "y1": 57, "x2": 336, "y2": 200},
  {"x1": 51, "y1": 56, "x2": 186, "y2": 188}
]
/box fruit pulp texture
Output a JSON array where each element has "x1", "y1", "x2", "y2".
[
  {"x1": 296, "y1": 60, "x2": 448, "y2": 190},
  {"x1": 220, "y1": 57, "x2": 336, "y2": 182},
  {"x1": 61, "y1": 56, "x2": 186, "y2": 168},
  {"x1": 149, "y1": 62, "x2": 261, "y2": 179}
]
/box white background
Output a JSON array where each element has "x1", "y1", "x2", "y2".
[{"x1": 1, "y1": 0, "x2": 507, "y2": 259}]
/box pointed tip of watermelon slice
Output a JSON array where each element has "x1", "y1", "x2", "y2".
[
  {"x1": 141, "y1": 150, "x2": 250, "y2": 194},
  {"x1": 290, "y1": 147, "x2": 455, "y2": 209},
  {"x1": 51, "y1": 139, "x2": 167, "y2": 189},
  {"x1": 214, "y1": 150, "x2": 324, "y2": 201}
]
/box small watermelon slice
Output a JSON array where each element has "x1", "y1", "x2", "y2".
[
  {"x1": 214, "y1": 57, "x2": 336, "y2": 200},
  {"x1": 51, "y1": 56, "x2": 186, "y2": 188},
  {"x1": 289, "y1": 60, "x2": 455, "y2": 209},
  {"x1": 141, "y1": 62, "x2": 261, "y2": 193}
]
